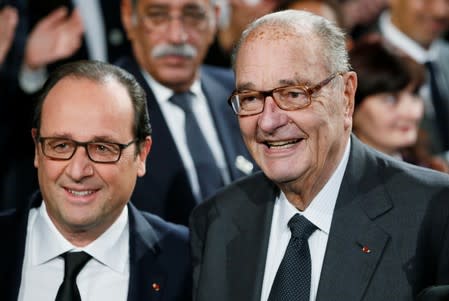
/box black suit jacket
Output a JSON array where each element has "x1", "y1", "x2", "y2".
[
  {"x1": 0, "y1": 192, "x2": 192, "y2": 301},
  {"x1": 115, "y1": 56, "x2": 254, "y2": 225},
  {"x1": 417, "y1": 286, "x2": 449, "y2": 301},
  {"x1": 414, "y1": 186, "x2": 449, "y2": 295},
  {"x1": 190, "y1": 136, "x2": 449, "y2": 301}
]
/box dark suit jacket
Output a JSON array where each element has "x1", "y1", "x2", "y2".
[
  {"x1": 414, "y1": 186, "x2": 449, "y2": 296},
  {"x1": 0, "y1": 192, "x2": 192, "y2": 301},
  {"x1": 190, "y1": 136, "x2": 449, "y2": 301},
  {"x1": 115, "y1": 56, "x2": 254, "y2": 226},
  {"x1": 416, "y1": 286, "x2": 449, "y2": 301}
]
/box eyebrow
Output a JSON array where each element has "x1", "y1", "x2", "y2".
[
  {"x1": 236, "y1": 78, "x2": 310, "y2": 91},
  {"x1": 41, "y1": 133, "x2": 121, "y2": 143}
]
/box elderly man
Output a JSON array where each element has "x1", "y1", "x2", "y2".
[
  {"x1": 189, "y1": 10, "x2": 449, "y2": 301},
  {"x1": 0, "y1": 61, "x2": 191, "y2": 301},
  {"x1": 117, "y1": 0, "x2": 254, "y2": 225}
]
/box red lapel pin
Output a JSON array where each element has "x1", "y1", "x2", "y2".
[
  {"x1": 152, "y1": 283, "x2": 161, "y2": 292},
  {"x1": 361, "y1": 246, "x2": 371, "y2": 254}
]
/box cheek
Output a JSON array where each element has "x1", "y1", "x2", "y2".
[
  {"x1": 238, "y1": 117, "x2": 257, "y2": 141},
  {"x1": 37, "y1": 160, "x2": 64, "y2": 183},
  {"x1": 412, "y1": 102, "x2": 424, "y2": 120}
]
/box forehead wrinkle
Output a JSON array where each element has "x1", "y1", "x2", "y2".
[{"x1": 245, "y1": 23, "x2": 307, "y2": 43}]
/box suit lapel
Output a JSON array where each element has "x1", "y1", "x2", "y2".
[
  {"x1": 1, "y1": 192, "x2": 43, "y2": 301},
  {"x1": 316, "y1": 137, "x2": 393, "y2": 301},
  {"x1": 201, "y1": 67, "x2": 253, "y2": 180},
  {"x1": 225, "y1": 175, "x2": 278, "y2": 301},
  {"x1": 127, "y1": 204, "x2": 165, "y2": 301}
]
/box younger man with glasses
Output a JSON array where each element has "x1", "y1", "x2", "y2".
[
  {"x1": 190, "y1": 10, "x2": 449, "y2": 301},
  {"x1": 0, "y1": 60, "x2": 191, "y2": 300}
]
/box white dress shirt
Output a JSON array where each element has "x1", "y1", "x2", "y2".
[
  {"x1": 73, "y1": 0, "x2": 107, "y2": 62},
  {"x1": 17, "y1": 201, "x2": 130, "y2": 301},
  {"x1": 260, "y1": 138, "x2": 351, "y2": 301},
  {"x1": 142, "y1": 70, "x2": 230, "y2": 202}
]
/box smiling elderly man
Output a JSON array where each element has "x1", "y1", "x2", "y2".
[{"x1": 189, "y1": 9, "x2": 449, "y2": 301}]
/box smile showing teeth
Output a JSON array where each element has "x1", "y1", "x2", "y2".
[
  {"x1": 67, "y1": 189, "x2": 95, "y2": 196},
  {"x1": 265, "y1": 139, "x2": 300, "y2": 148}
]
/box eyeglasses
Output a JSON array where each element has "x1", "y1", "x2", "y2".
[
  {"x1": 139, "y1": 6, "x2": 210, "y2": 32},
  {"x1": 228, "y1": 73, "x2": 342, "y2": 116},
  {"x1": 38, "y1": 137, "x2": 138, "y2": 163}
]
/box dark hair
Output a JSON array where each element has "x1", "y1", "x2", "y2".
[
  {"x1": 349, "y1": 40, "x2": 424, "y2": 106},
  {"x1": 33, "y1": 60, "x2": 152, "y2": 152}
]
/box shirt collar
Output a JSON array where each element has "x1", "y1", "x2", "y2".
[
  {"x1": 32, "y1": 201, "x2": 129, "y2": 274},
  {"x1": 141, "y1": 68, "x2": 203, "y2": 101},
  {"x1": 277, "y1": 137, "x2": 351, "y2": 234},
  {"x1": 379, "y1": 11, "x2": 441, "y2": 63}
]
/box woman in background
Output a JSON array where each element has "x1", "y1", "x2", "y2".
[{"x1": 350, "y1": 39, "x2": 449, "y2": 173}]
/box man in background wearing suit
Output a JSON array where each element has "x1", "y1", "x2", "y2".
[
  {"x1": 190, "y1": 10, "x2": 449, "y2": 301},
  {"x1": 117, "y1": 0, "x2": 254, "y2": 225},
  {"x1": 378, "y1": 0, "x2": 449, "y2": 160},
  {"x1": 0, "y1": 61, "x2": 191, "y2": 301}
]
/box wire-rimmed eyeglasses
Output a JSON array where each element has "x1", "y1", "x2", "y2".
[
  {"x1": 38, "y1": 137, "x2": 138, "y2": 163},
  {"x1": 138, "y1": 6, "x2": 211, "y2": 32},
  {"x1": 228, "y1": 72, "x2": 343, "y2": 116}
]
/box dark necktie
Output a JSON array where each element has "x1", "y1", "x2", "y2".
[
  {"x1": 424, "y1": 61, "x2": 449, "y2": 150},
  {"x1": 55, "y1": 251, "x2": 92, "y2": 301},
  {"x1": 169, "y1": 92, "x2": 224, "y2": 200},
  {"x1": 268, "y1": 214, "x2": 317, "y2": 301}
]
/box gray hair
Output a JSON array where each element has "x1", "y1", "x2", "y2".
[{"x1": 231, "y1": 10, "x2": 350, "y2": 74}]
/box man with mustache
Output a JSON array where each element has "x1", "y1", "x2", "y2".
[{"x1": 116, "y1": 0, "x2": 255, "y2": 225}]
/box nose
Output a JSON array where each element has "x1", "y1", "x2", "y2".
[
  {"x1": 64, "y1": 146, "x2": 94, "y2": 182},
  {"x1": 167, "y1": 15, "x2": 188, "y2": 43},
  {"x1": 257, "y1": 96, "x2": 290, "y2": 133}
]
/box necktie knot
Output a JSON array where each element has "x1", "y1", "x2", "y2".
[
  {"x1": 56, "y1": 251, "x2": 91, "y2": 301},
  {"x1": 63, "y1": 251, "x2": 92, "y2": 280},
  {"x1": 288, "y1": 213, "x2": 317, "y2": 241},
  {"x1": 169, "y1": 92, "x2": 194, "y2": 113}
]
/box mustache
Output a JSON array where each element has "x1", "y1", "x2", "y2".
[{"x1": 151, "y1": 44, "x2": 198, "y2": 59}]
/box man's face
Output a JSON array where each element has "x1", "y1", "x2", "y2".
[
  {"x1": 235, "y1": 28, "x2": 356, "y2": 195},
  {"x1": 33, "y1": 77, "x2": 151, "y2": 242},
  {"x1": 122, "y1": 0, "x2": 218, "y2": 91},
  {"x1": 390, "y1": 0, "x2": 449, "y2": 48}
]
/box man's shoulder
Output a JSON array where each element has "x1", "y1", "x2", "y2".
[
  {"x1": 0, "y1": 207, "x2": 21, "y2": 228},
  {"x1": 191, "y1": 172, "x2": 275, "y2": 218},
  {"x1": 354, "y1": 137, "x2": 449, "y2": 187},
  {"x1": 130, "y1": 205, "x2": 189, "y2": 242}
]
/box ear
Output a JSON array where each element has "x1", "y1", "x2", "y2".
[
  {"x1": 121, "y1": 0, "x2": 136, "y2": 41},
  {"x1": 342, "y1": 71, "x2": 357, "y2": 130},
  {"x1": 137, "y1": 136, "x2": 152, "y2": 177},
  {"x1": 31, "y1": 128, "x2": 40, "y2": 168}
]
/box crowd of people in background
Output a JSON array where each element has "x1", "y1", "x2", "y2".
[{"x1": 1, "y1": 0, "x2": 449, "y2": 300}]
